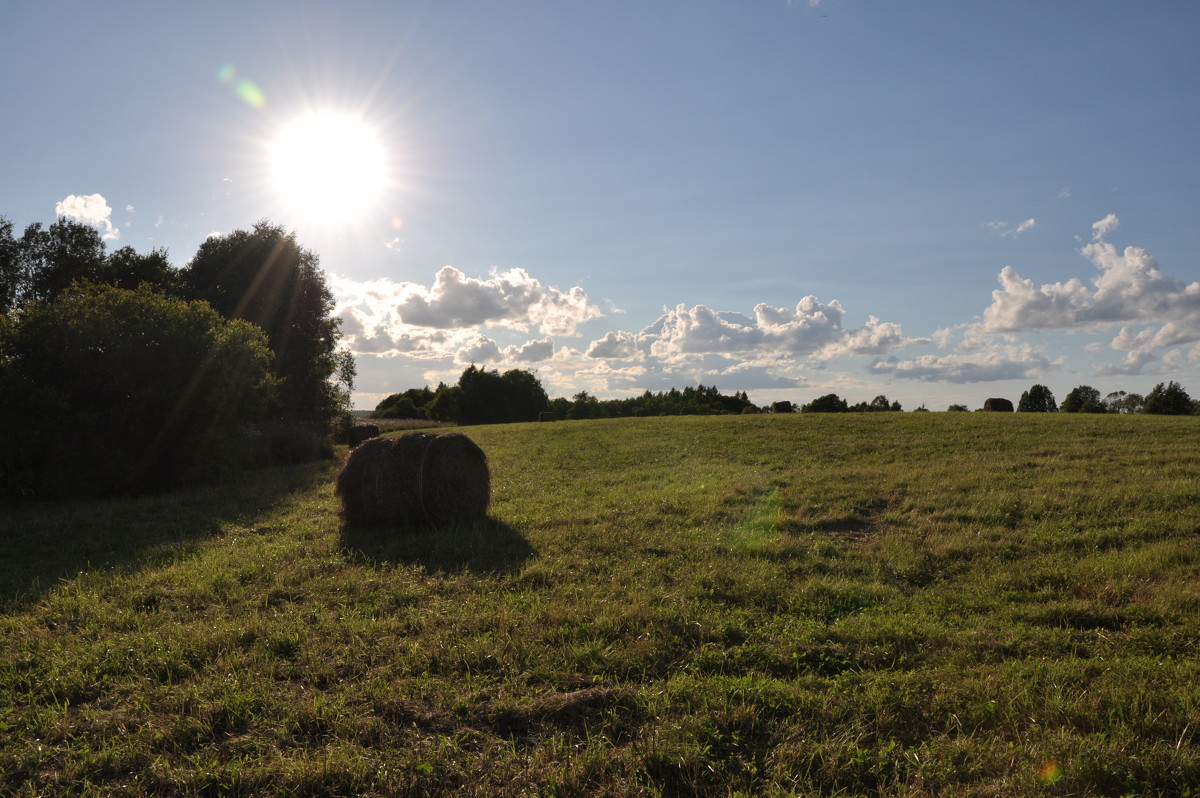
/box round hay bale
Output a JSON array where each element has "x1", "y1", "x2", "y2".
[
  {"x1": 335, "y1": 431, "x2": 490, "y2": 529},
  {"x1": 348, "y1": 424, "x2": 381, "y2": 447}
]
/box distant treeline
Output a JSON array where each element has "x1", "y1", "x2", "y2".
[
  {"x1": 371, "y1": 369, "x2": 757, "y2": 424},
  {"x1": 373, "y1": 372, "x2": 1198, "y2": 426},
  {"x1": 0, "y1": 217, "x2": 354, "y2": 499}
]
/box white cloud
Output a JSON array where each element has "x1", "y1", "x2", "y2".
[
  {"x1": 869, "y1": 345, "x2": 1055, "y2": 384},
  {"x1": 503, "y1": 337, "x2": 555, "y2": 362},
  {"x1": 586, "y1": 330, "x2": 640, "y2": 359},
  {"x1": 385, "y1": 266, "x2": 601, "y2": 334},
  {"x1": 979, "y1": 215, "x2": 1200, "y2": 339},
  {"x1": 55, "y1": 193, "x2": 119, "y2": 240},
  {"x1": 1058, "y1": 187, "x2": 1072, "y2": 199},
  {"x1": 154, "y1": 215, "x2": 164, "y2": 227},
  {"x1": 987, "y1": 218, "x2": 1036, "y2": 238},
  {"x1": 1095, "y1": 349, "x2": 1157, "y2": 377},
  {"x1": 980, "y1": 266, "x2": 1093, "y2": 331},
  {"x1": 331, "y1": 267, "x2": 603, "y2": 359},
  {"x1": 453, "y1": 333, "x2": 501, "y2": 365},
  {"x1": 1092, "y1": 213, "x2": 1119, "y2": 240},
  {"x1": 638, "y1": 297, "x2": 918, "y2": 362}
]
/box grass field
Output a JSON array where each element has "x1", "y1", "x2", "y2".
[{"x1": 2, "y1": 413, "x2": 1198, "y2": 796}]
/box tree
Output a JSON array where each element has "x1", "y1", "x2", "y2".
[
  {"x1": 1017, "y1": 384, "x2": 1057, "y2": 412},
  {"x1": 0, "y1": 217, "x2": 19, "y2": 314},
  {"x1": 426, "y1": 366, "x2": 549, "y2": 425},
  {"x1": 801, "y1": 393, "x2": 848, "y2": 413},
  {"x1": 371, "y1": 387, "x2": 435, "y2": 419},
  {"x1": 1061, "y1": 385, "x2": 1105, "y2": 414},
  {"x1": 181, "y1": 221, "x2": 353, "y2": 430},
  {"x1": 947, "y1": 404, "x2": 969, "y2": 412},
  {"x1": 1, "y1": 283, "x2": 276, "y2": 498},
  {"x1": 97, "y1": 245, "x2": 179, "y2": 294},
  {"x1": 13, "y1": 219, "x2": 107, "y2": 306},
  {"x1": 1104, "y1": 390, "x2": 1143, "y2": 414},
  {"x1": 1143, "y1": 381, "x2": 1194, "y2": 415}
]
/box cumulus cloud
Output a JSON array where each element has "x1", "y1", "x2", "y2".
[
  {"x1": 869, "y1": 345, "x2": 1055, "y2": 384},
  {"x1": 331, "y1": 267, "x2": 603, "y2": 360},
  {"x1": 453, "y1": 333, "x2": 501, "y2": 365},
  {"x1": 979, "y1": 215, "x2": 1200, "y2": 339},
  {"x1": 1095, "y1": 349, "x2": 1157, "y2": 377},
  {"x1": 586, "y1": 330, "x2": 640, "y2": 359},
  {"x1": 638, "y1": 297, "x2": 917, "y2": 362},
  {"x1": 352, "y1": 266, "x2": 601, "y2": 335},
  {"x1": 503, "y1": 337, "x2": 555, "y2": 362},
  {"x1": 55, "y1": 193, "x2": 119, "y2": 240}
]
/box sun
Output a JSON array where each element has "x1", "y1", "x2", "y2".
[{"x1": 268, "y1": 111, "x2": 388, "y2": 224}]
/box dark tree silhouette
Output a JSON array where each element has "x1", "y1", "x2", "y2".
[
  {"x1": 1017, "y1": 384, "x2": 1057, "y2": 412},
  {"x1": 1143, "y1": 381, "x2": 1194, "y2": 415},
  {"x1": 181, "y1": 221, "x2": 353, "y2": 430},
  {"x1": 801, "y1": 393, "x2": 849, "y2": 413},
  {"x1": 1061, "y1": 385, "x2": 1105, "y2": 413}
]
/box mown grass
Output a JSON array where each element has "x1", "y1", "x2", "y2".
[{"x1": 1, "y1": 413, "x2": 1198, "y2": 796}]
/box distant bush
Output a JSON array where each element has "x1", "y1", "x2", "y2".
[{"x1": 0, "y1": 283, "x2": 277, "y2": 499}]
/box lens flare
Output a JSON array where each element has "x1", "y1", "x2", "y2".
[{"x1": 1036, "y1": 760, "x2": 1064, "y2": 785}]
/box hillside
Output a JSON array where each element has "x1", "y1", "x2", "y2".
[{"x1": 2, "y1": 413, "x2": 1198, "y2": 795}]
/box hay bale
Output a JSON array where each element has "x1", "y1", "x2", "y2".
[
  {"x1": 983, "y1": 398, "x2": 1014, "y2": 412},
  {"x1": 335, "y1": 432, "x2": 490, "y2": 529},
  {"x1": 348, "y1": 424, "x2": 381, "y2": 446}
]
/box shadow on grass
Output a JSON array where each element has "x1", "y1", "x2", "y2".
[
  {"x1": 0, "y1": 460, "x2": 338, "y2": 610},
  {"x1": 339, "y1": 517, "x2": 535, "y2": 575}
]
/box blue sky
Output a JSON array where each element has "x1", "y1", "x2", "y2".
[{"x1": 3, "y1": 1, "x2": 1198, "y2": 410}]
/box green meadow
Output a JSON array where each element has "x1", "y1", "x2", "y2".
[{"x1": 2, "y1": 413, "x2": 1198, "y2": 796}]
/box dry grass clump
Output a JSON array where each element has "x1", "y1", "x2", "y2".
[{"x1": 335, "y1": 432, "x2": 490, "y2": 529}]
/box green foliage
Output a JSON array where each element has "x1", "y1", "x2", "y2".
[
  {"x1": 801, "y1": 393, "x2": 848, "y2": 412},
  {"x1": 370, "y1": 387, "x2": 434, "y2": 419},
  {"x1": 0, "y1": 218, "x2": 181, "y2": 312},
  {"x1": 424, "y1": 366, "x2": 550, "y2": 425},
  {"x1": 1061, "y1": 384, "x2": 1106, "y2": 413},
  {"x1": 1143, "y1": 380, "x2": 1194, "y2": 415},
  {"x1": 3, "y1": 414, "x2": 1200, "y2": 795},
  {"x1": 1018, "y1": 383, "x2": 1058, "y2": 412},
  {"x1": 947, "y1": 403, "x2": 969, "y2": 412},
  {"x1": 0, "y1": 283, "x2": 277, "y2": 498},
  {"x1": 181, "y1": 222, "x2": 353, "y2": 431},
  {"x1": 0, "y1": 217, "x2": 19, "y2": 314}
]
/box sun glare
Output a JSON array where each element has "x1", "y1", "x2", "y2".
[{"x1": 269, "y1": 112, "x2": 388, "y2": 224}]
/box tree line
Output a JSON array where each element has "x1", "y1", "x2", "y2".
[
  {"x1": 0, "y1": 216, "x2": 354, "y2": 499},
  {"x1": 371, "y1": 371, "x2": 757, "y2": 424}
]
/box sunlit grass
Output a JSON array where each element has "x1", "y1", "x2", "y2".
[{"x1": 2, "y1": 413, "x2": 1198, "y2": 795}]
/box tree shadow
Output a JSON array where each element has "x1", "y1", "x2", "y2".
[
  {"x1": 339, "y1": 517, "x2": 535, "y2": 575},
  {"x1": 0, "y1": 460, "x2": 338, "y2": 610}
]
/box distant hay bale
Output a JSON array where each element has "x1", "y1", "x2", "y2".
[
  {"x1": 349, "y1": 424, "x2": 381, "y2": 447},
  {"x1": 335, "y1": 432, "x2": 490, "y2": 529},
  {"x1": 983, "y1": 398, "x2": 1014, "y2": 412}
]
